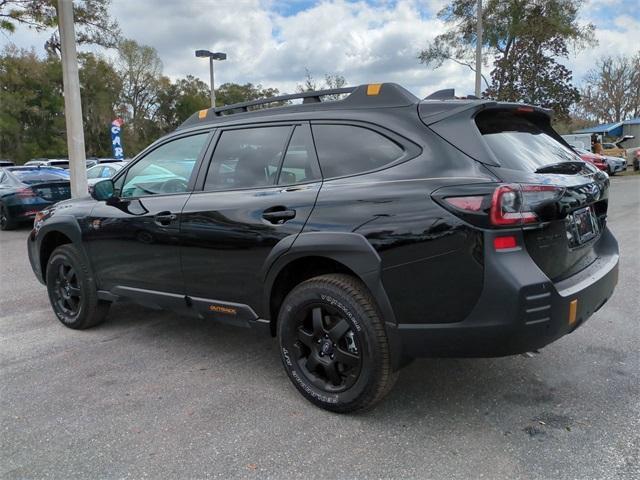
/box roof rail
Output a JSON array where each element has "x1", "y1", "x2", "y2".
[
  {"x1": 212, "y1": 87, "x2": 356, "y2": 115},
  {"x1": 179, "y1": 83, "x2": 420, "y2": 129}
]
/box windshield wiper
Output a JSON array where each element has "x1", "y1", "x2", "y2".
[{"x1": 535, "y1": 161, "x2": 584, "y2": 174}]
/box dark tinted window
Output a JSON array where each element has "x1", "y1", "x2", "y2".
[
  {"x1": 204, "y1": 126, "x2": 290, "y2": 191},
  {"x1": 476, "y1": 111, "x2": 581, "y2": 171},
  {"x1": 278, "y1": 126, "x2": 320, "y2": 185},
  {"x1": 312, "y1": 124, "x2": 403, "y2": 178},
  {"x1": 8, "y1": 168, "x2": 70, "y2": 184}
]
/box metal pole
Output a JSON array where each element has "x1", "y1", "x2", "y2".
[
  {"x1": 57, "y1": 0, "x2": 87, "y2": 198},
  {"x1": 209, "y1": 57, "x2": 216, "y2": 108},
  {"x1": 475, "y1": 0, "x2": 483, "y2": 98}
]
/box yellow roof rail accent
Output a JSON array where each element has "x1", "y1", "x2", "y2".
[
  {"x1": 367, "y1": 84, "x2": 382, "y2": 96},
  {"x1": 198, "y1": 109, "x2": 208, "y2": 119}
]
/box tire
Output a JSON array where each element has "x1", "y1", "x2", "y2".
[
  {"x1": 277, "y1": 273, "x2": 397, "y2": 413},
  {"x1": 45, "y1": 244, "x2": 110, "y2": 329},
  {"x1": 0, "y1": 203, "x2": 17, "y2": 231}
]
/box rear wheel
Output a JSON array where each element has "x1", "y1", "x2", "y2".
[
  {"x1": 0, "y1": 203, "x2": 17, "y2": 231},
  {"x1": 46, "y1": 244, "x2": 110, "y2": 329},
  {"x1": 277, "y1": 274, "x2": 397, "y2": 413}
]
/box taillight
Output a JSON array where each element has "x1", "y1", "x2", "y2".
[
  {"x1": 444, "y1": 195, "x2": 484, "y2": 212},
  {"x1": 490, "y1": 184, "x2": 563, "y2": 226},
  {"x1": 16, "y1": 187, "x2": 37, "y2": 199},
  {"x1": 437, "y1": 183, "x2": 564, "y2": 228}
]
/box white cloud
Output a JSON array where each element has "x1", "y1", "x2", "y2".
[
  {"x1": 2, "y1": 0, "x2": 638, "y2": 101},
  {"x1": 103, "y1": 0, "x2": 474, "y2": 98}
]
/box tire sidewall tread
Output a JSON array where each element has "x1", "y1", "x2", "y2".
[
  {"x1": 278, "y1": 273, "x2": 397, "y2": 413},
  {"x1": 45, "y1": 244, "x2": 109, "y2": 329}
]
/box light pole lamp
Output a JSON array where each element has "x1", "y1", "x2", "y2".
[{"x1": 195, "y1": 50, "x2": 227, "y2": 108}]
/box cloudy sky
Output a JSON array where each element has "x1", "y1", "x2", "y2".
[{"x1": 2, "y1": 0, "x2": 639, "y2": 98}]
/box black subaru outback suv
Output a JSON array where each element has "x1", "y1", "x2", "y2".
[{"x1": 28, "y1": 83, "x2": 619, "y2": 412}]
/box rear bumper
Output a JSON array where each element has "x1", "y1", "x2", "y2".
[{"x1": 395, "y1": 227, "x2": 619, "y2": 358}]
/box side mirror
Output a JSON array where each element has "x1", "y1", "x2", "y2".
[{"x1": 91, "y1": 179, "x2": 115, "y2": 201}]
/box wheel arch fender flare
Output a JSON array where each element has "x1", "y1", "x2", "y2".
[
  {"x1": 35, "y1": 216, "x2": 87, "y2": 279},
  {"x1": 262, "y1": 231, "x2": 398, "y2": 327}
]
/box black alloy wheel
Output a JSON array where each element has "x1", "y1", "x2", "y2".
[
  {"x1": 51, "y1": 262, "x2": 82, "y2": 318},
  {"x1": 46, "y1": 244, "x2": 110, "y2": 329},
  {"x1": 290, "y1": 303, "x2": 362, "y2": 393},
  {"x1": 278, "y1": 274, "x2": 397, "y2": 413}
]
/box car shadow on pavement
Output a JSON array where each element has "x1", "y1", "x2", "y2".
[{"x1": 96, "y1": 301, "x2": 563, "y2": 423}]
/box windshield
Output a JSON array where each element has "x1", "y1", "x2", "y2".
[
  {"x1": 476, "y1": 111, "x2": 581, "y2": 171},
  {"x1": 8, "y1": 168, "x2": 70, "y2": 185}
]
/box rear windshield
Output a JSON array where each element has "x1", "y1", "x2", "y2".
[
  {"x1": 476, "y1": 111, "x2": 580, "y2": 171},
  {"x1": 9, "y1": 168, "x2": 70, "y2": 184}
]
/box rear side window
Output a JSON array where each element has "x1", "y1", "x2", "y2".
[
  {"x1": 204, "y1": 126, "x2": 291, "y2": 191},
  {"x1": 476, "y1": 111, "x2": 580, "y2": 171},
  {"x1": 312, "y1": 124, "x2": 403, "y2": 178},
  {"x1": 278, "y1": 126, "x2": 321, "y2": 185}
]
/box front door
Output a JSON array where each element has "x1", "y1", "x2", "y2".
[
  {"x1": 85, "y1": 131, "x2": 212, "y2": 301},
  {"x1": 180, "y1": 123, "x2": 322, "y2": 319}
]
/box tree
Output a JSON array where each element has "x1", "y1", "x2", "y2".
[
  {"x1": 0, "y1": 0, "x2": 120, "y2": 54},
  {"x1": 216, "y1": 82, "x2": 281, "y2": 107},
  {"x1": 155, "y1": 75, "x2": 210, "y2": 131},
  {"x1": 0, "y1": 45, "x2": 66, "y2": 163},
  {"x1": 115, "y1": 39, "x2": 163, "y2": 153},
  {"x1": 79, "y1": 53, "x2": 122, "y2": 157},
  {"x1": 297, "y1": 69, "x2": 347, "y2": 100},
  {"x1": 419, "y1": 0, "x2": 594, "y2": 116},
  {"x1": 483, "y1": 36, "x2": 580, "y2": 120},
  {"x1": 578, "y1": 53, "x2": 640, "y2": 123}
]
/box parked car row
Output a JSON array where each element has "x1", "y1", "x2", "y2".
[
  {"x1": 571, "y1": 146, "x2": 627, "y2": 175},
  {"x1": 0, "y1": 166, "x2": 71, "y2": 230},
  {"x1": 24, "y1": 158, "x2": 127, "y2": 169},
  {"x1": 1, "y1": 160, "x2": 128, "y2": 230}
]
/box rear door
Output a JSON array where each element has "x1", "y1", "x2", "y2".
[{"x1": 180, "y1": 122, "x2": 322, "y2": 320}]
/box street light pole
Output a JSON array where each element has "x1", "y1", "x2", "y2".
[
  {"x1": 57, "y1": 0, "x2": 87, "y2": 198},
  {"x1": 475, "y1": 0, "x2": 483, "y2": 98},
  {"x1": 209, "y1": 56, "x2": 215, "y2": 108},
  {"x1": 195, "y1": 50, "x2": 227, "y2": 109}
]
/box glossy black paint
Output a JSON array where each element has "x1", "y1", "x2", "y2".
[{"x1": 26, "y1": 85, "x2": 619, "y2": 361}]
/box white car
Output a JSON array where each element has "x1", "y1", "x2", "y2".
[{"x1": 601, "y1": 155, "x2": 626, "y2": 175}]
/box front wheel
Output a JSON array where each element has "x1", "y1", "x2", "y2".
[
  {"x1": 46, "y1": 244, "x2": 110, "y2": 329},
  {"x1": 277, "y1": 274, "x2": 397, "y2": 413}
]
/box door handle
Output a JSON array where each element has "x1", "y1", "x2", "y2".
[
  {"x1": 262, "y1": 207, "x2": 296, "y2": 224},
  {"x1": 154, "y1": 211, "x2": 177, "y2": 226}
]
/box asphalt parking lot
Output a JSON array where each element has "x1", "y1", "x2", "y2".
[{"x1": 1, "y1": 176, "x2": 639, "y2": 480}]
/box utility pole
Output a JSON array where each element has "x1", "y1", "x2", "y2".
[
  {"x1": 209, "y1": 56, "x2": 215, "y2": 108},
  {"x1": 195, "y1": 50, "x2": 227, "y2": 109},
  {"x1": 475, "y1": 0, "x2": 483, "y2": 98},
  {"x1": 57, "y1": 0, "x2": 87, "y2": 198}
]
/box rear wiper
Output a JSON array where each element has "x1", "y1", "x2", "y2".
[{"x1": 535, "y1": 161, "x2": 584, "y2": 174}]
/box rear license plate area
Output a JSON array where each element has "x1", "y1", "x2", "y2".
[{"x1": 570, "y1": 206, "x2": 598, "y2": 245}]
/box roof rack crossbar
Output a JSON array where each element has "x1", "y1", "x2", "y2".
[{"x1": 212, "y1": 87, "x2": 356, "y2": 116}]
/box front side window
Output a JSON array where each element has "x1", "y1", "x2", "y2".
[
  {"x1": 120, "y1": 133, "x2": 208, "y2": 198},
  {"x1": 204, "y1": 126, "x2": 291, "y2": 191},
  {"x1": 312, "y1": 124, "x2": 404, "y2": 178}
]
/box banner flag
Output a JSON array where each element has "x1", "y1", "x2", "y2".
[{"x1": 110, "y1": 118, "x2": 125, "y2": 159}]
